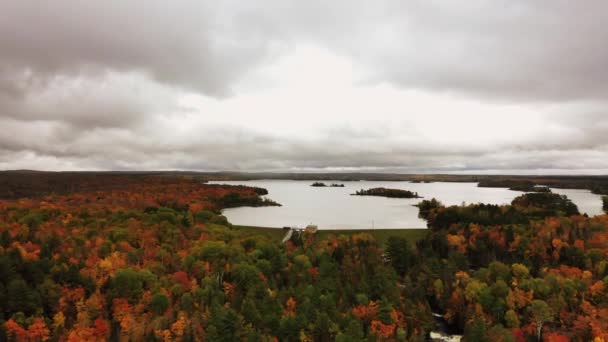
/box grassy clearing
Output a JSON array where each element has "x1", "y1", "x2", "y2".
[
  {"x1": 234, "y1": 225, "x2": 429, "y2": 246},
  {"x1": 317, "y1": 228, "x2": 428, "y2": 246},
  {"x1": 234, "y1": 225, "x2": 287, "y2": 240}
]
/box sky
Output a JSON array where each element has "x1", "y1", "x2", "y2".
[{"x1": 1, "y1": 1, "x2": 608, "y2": 174}]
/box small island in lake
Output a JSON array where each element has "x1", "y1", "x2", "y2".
[
  {"x1": 510, "y1": 184, "x2": 551, "y2": 193},
  {"x1": 352, "y1": 187, "x2": 422, "y2": 198},
  {"x1": 478, "y1": 179, "x2": 551, "y2": 193},
  {"x1": 311, "y1": 182, "x2": 345, "y2": 187}
]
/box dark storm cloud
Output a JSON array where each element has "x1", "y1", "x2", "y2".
[
  {"x1": 0, "y1": 0, "x2": 282, "y2": 96},
  {"x1": 361, "y1": 1, "x2": 608, "y2": 101},
  {"x1": 3, "y1": 1, "x2": 608, "y2": 101},
  {"x1": 0, "y1": 0, "x2": 282, "y2": 141},
  {"x1": 1, "y1": 0, "x2": 608, "y2": 172},
  {"x1": 0, "y1": 71, "x2": 177, "y2": 129}
]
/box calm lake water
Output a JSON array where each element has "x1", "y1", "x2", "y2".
[{"x1": 210, "y1": 180, "x2": 605, "y2": 229}]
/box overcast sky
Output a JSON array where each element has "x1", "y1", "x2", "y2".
[{"x1": 1, "y1": 1, "x2": 607, "y2": 173}]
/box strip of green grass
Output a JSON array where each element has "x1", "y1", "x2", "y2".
[
  {"x1": 233, "y1": 225, "x2": 287, "y2": 240},
  {"x1": 234, "y1": 225, "x2": 428, "y2": 246}
]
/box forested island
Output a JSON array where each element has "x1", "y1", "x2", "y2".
[
  {"x1": 478, "y1": 180, "x2": 551, "y2": 193},
  {"x1": 310, "y1": 182, "x2": 345, "y2": 187},
  {"x1": 510, "y1": 185, "x2": 551, "y2": 193},
  {"x1": 352, "y1": 187, "x2": 422, "y2": 198},
  {"x1": 0, "y1": 172, "x2": 607, "y2": 341}
]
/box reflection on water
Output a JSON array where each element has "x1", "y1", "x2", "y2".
[{"x1": 210, "y1": 180, "x2": 605, "y2": 229}]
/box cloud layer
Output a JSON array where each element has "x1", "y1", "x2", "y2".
[{"x1": 1, "y1": 1, "x2": 607, "y2": 173}]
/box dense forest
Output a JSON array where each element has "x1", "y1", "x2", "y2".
[{"x1": 0, "y1": 174, "x2": 607, "y2": 341}]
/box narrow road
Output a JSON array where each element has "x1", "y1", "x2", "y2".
[{"x1": 281, "y1": 228, "x2": 293, "y2": 243}]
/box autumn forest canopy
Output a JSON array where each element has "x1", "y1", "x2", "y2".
[
  {"x1": 3, "y1": 0, "x2": 608, "y2": 340},
  {"x1": 0, "y1": 172, "x2": 607, "y2": 341}
]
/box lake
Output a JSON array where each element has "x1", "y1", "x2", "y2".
[{"x1": 210, "y1": 180, "x2": 605, "y2": 229}]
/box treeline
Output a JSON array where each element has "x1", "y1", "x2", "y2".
[
  {"x1": 203, "y1": 185, "x2": 280, "y2": 209},
  {"x1": 477, "y1": 177, "x2": 608, "y2": 196},
  {"x1": 352, "y1": 188, "x2": 421, "y2": 199},
  {"x1": 419, "y1": 193, "x2": 580, "y2": 229},
  {"x1": 203, "y1": 184, "x2": 269, "y2": 196},
  {"x1": 310, "y1": 182, "x2": 345, "y2": 187},
  {"x1": 478, "y1": 180, "x2": 551, "y2": 193},
  {"x1": 0, "y1": 171, "x2": 193, "y2": 200},
  {"x1": 213, "y1": 192, "x2": 281, "y2": 209}
]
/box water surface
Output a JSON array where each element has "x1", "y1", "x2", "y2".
[{"x1": 211, "y1": 180, "x2": 605, "y2": 229}]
